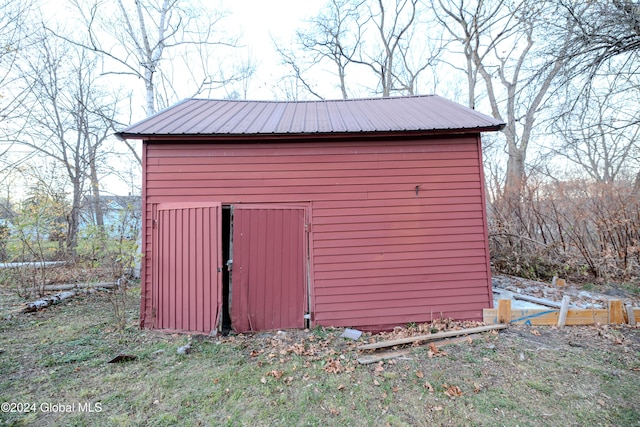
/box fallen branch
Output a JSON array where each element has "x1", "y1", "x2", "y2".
[
  {"x1": 43, "y1": 282, "x2": 116, "y2": 291},
  {"x1": 357, "y1": 324, "x2": 507, "y2": 351},
  {"x1": 0, "y1": 261, "x2": 68, "y2": 269},
  {"x1": 21, "y1": 291, "x2": 76, "y2": 313}
]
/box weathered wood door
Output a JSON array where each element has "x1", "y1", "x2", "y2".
[
  {"x1": 231, "y1": 206, "x2": 307, "y2": 332},
  {"x1": 153, "y1": 203, "x2": 223, "y2": 333}
]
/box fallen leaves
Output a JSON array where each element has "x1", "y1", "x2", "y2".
[
  {"x1": 266, "y1": 369, "x2": 284, "y2": 380},
  {"x1": 324, "y1": 358, "x2": 343, "y2": 374},
  {"x1": 427, "y1": 342, "x2": 448, "y2": 358},
  {"x1": 443, "y1": 384, "x2": 464, "y2": 398}
]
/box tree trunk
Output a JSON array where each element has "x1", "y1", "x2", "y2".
[
  {"x1": 66, "y1": 181, "x2": 82, "y2": 258},
  {"x1": 89, "y1": 150, "x2": 104, "y2": 227},
  {"x1": 505, "y1": 145, "x2": 525, "y2": 198}
]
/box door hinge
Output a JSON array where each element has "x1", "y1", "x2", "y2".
[
  {"x1": 303, "y1": 313, "x2": 311, "y2": 320},
  {"x1": 305, "y1": 223, "x2": 311, "y2": 232}
]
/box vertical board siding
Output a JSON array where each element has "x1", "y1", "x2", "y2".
[
  {"x1": 152, "y1": 203, "x2": 222, "y2": 333},
  {"x1": 231, "y1": 207, "x2": 306, "y2": 332},
  {"x1": 144, "y1": 137, "x2": 492, "y2": 330}
]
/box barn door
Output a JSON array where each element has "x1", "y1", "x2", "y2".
[
  {"x1": 231, "y1": 206, "x2": 306, "y2": 332},
  {"x1": 153, "y1": 203, "x2": 223, "y2": 333}
]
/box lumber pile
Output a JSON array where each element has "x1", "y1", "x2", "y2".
[
  {"x1": 356, "y1": 324, "x2": 508, "y2": 364},
  {"x1": 484, "y1": 298, "x2": 639, "y2": 326}
]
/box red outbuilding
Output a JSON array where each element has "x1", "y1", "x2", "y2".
[{"x1": 117, "y1": 95, "x2": 504, "y2": 334}]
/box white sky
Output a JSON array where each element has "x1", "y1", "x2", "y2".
[{"x1": 224, "y1": 0, "x2": 326, "y2": 100}]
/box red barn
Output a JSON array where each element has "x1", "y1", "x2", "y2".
[{"x1": 117, "y1": 95, "x2": 504, "y2": 334}]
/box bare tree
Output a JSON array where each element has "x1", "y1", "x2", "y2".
[
  {"x1": 557, "y1": 0, "x2": 640, "y2": 191},
  {"x1": 15, "y1": 32, "x2": 119, "y2": 256},
  {"x1": 434, "y1": 0, "x2": 576, "y2": 198},
  {"x1": 431, "y1": 0, "x2": 517, "y2": 109},
  {"x1": 560, "y1": 0, "x2": 640, "y2": 83},
  {"x1": 275, "y1": 0, "x2": 367, "y2": 99},
  {"x1": 66, "y1": 0, "x2": 238, "y2": 115},
  {"x1": 55, "y1": 0, "x2": 245, "y2": 167},
  {"x1": 0, "y1": 0, "x2": 35, "y2": 167},
  {"x1": 278, "y1": 0, "x2": 441, "y2": 99},
  {"x1": 554, "y1": 83, "x2": 640, "y2": 183},
  {"x1": 364, "y1": 0, "x2": 434, "y2": 96}
]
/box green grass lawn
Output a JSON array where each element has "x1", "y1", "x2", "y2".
[{"x1": 1, "y1": 286, "x2": 639, "y2": 426}]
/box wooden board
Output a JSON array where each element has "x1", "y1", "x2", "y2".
[
  {"x1": 357, "y1": 349, "x2": 412, "y2": 364},
  {"x1": 357, "y1": 324, "x2": 506, "y2": 351},
  {"x1": 484, "y1": 308, "x2": 610, "y2": 326},
  {"x1": 357, "y1": 334, "x2": 480, "y2": 364}
]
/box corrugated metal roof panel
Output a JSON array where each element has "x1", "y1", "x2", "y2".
[{"x1": 117, "y1": 95, "x2": 504, "y2": 138}]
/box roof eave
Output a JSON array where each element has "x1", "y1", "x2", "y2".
[{"x1": 115, "y1": 125, "x2": 505, "y2": 141}]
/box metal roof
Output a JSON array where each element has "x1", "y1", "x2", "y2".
[{"x1": 116, "y1": 95, "x2": 505, "y2": 139}]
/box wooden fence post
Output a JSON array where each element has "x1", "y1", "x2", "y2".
[
  {"x1": 608, "y1": 300, "x2": 623, "y2": 325},
  {"x1": 625, "y1": 303, "x2": 636, "y2": 325},
  {"x1": 498, "y1": 299, "x2": 511, "y2": 324},
  {"x1": 557, "y1": 296, "x2": 571, "y2": 328}
]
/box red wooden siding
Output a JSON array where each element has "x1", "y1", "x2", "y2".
[
  {"x1": 142, "y1": 136, "x2": 492, "y2": 330},
  {"x1": 231, "y1": 206, "x2": 306, "y2": 332},
  {"x1": 151, "y1": 203, "x2": 222, "y2": 333}
]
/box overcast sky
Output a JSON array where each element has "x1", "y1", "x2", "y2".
[{"x1": 224, "y1": 0, "x2": 325, "y2": 99}]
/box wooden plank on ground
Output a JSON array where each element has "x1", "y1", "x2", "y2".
[
  {"x1": 483, "y1": 307, "x2": 609, "y2": 326},
  {"x1": 357, "y1": 324, "x2": 507, "y2": 351},
  {"x1": 564, "y1": 309, "x2": 609, "y2": 325},
  {"x1": 357, "y1": 349, "x2": 412, "y2": 364},
  {"x1": 558, "y1": 296, "x2": 571, "y2": 328},
  {"x1": 609, "y1": 300, "x2": 623, "y2": 324},
  {"x1": 483, "y1": 308, "x2": 498, "y2": 324},
  {"x1": 357, "y1": 334, "x2": 481, "y2": 364},
  {"x1": 512, "y1": 294, "x2": 563, "y2": 309}
]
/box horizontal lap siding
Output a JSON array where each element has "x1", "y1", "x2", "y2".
[{"x1": 143, "y1": 137, "x2": 491, "y2": 329}]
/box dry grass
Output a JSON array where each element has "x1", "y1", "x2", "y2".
[{"x1": 1, "y1": 286, "x2": 639, "y2": 426}]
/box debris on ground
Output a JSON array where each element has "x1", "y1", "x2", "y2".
[
  {"x1": 492, "y1": 274, "x2": 639, "y2": 309},
  {"x1": 357, "y1": 324, "x2": 507, "y2": 364},
  {"x1": 21, "y1": 291, "x2": 76, "y2": 313},
  {"x1": 340, "y1": 328, "x2": 362, "y2": 340}
]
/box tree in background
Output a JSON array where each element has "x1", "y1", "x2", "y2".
[
  {"x1": 14, "y1": 29, "x2": 119, "y2": 257},
  {"x1": 66, "y1": 0, "x2": 242, "y2": 115},
  {"x1": 0, "y1": 0, "x2": 35, "y2": 171},
  {"x1": 434, "y1": 0, "x2": 577, "y2": 199},
  {"x1": 554, "y1": 82, "x2": 640, "y2": 184},
  {"x1": 559, "y1": 0, "x2": 640, "y2": 191},
  {"x1": 278, "y1": 0, "x2": 442, "y2": 99}
]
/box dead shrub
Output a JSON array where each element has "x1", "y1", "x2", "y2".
[{"x1": 488, "y1": 179, "x2": 640, "y2": 282}]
